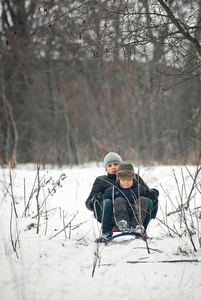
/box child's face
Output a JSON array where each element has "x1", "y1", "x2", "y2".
[
  {"x1": 106, "y1": 163, "x2": 120, "y2": 175},
  {"x1": 119, "y1": 179, "x2": 133, "y2": 189}
]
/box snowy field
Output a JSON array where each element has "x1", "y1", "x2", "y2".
[{"x1": 0, "y1": 163, "x2": 201, "y2": 300}]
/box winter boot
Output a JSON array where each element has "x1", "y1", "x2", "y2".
[
  {"x1": 117, "y1": 220, "x2": 129, "y2": 233},
  {"x1": 95, "y1": 232, "x2": 113, "y2": 243},
  {"x1": 130, "y1": 224, "x2": 144, "y2": 234}
]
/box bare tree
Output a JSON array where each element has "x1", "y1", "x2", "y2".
[{"x1": 0, "y1": 0, "x2": 200, "y2": 165}]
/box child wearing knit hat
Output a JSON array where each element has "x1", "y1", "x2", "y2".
[
  {"x1": 85, "y1": 153, "x2": 153, "y2": 242},
  {"x1": 103, "y1": 162, "x2": 157, "y2": 234},
  {"x1": 103, "y1": 152, "x2": 123, "y2": 169}
]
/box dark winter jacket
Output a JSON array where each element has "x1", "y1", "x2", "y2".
[
  {"x1": 103, "y1": 180, "x2": 151, "y2": 204},
  {"x1": 85, "y1": 173, "x2": 148, "y2": 211},
  {"x1": 103, "y1": 180, "x2": 159, "y2": 219}
]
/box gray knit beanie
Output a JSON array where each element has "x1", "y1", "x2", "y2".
[
  {"x1": 117, "y1": 162, "x2": 136, "y2": 181},
  {"x1": 103, "y1": 152, "x2": 123, "y2": 169}
]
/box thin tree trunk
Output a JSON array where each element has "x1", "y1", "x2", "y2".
[{"x1": 1, "y1": 74, "x2": 19, "y2": 160}]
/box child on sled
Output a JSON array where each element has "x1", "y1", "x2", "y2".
[
  {"x1": 85, "y1": 153, "x2": 153, "y2": 242},
  {"x1": 103, "y1": 162, "x2": 157, "y2": 234}
]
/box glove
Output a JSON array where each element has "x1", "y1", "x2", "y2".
[
  {"x1": 149, "y1": 189, "x2": 159, "y2": 219},
  {"x1": 95, "y1": 193, "x2": 103, "y2": 203},
  {"x1": 152, "y1": 188, "x2": 159, "y2": 197},
  {"x1": 91, "y1": 193, "x2": 103, "y2": 207},
  {"x1": 149, "y1": 188, "x2": 159, "y2": 200}
]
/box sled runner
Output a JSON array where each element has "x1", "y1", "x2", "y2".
[
  {"x1": 105, "y1": 231, "x2": 142, "y2": 243},
  {"x1": 95, "y1": 227, "x2": 144, "y2": 243},
  {"x1": 104, "y1": 227, "x2": 143, "y2": 244}
]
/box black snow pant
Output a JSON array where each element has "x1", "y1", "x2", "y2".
[{"x1": 113, "y1": 197, "x2": 150, "y2": 228}]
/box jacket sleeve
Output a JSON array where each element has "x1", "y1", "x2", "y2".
[
  {"x1": 136, "y1": 174, "x2": 159, "y2": 219},
  {"x1": 85, "y1": 177, "x2": 104, "y2": 211},
  {"x1": 103, "y1": 186, "x2": 112, "y2": 200},
  {"x1": 145, "y1": 188, "x2": 159, "y2": 219}
]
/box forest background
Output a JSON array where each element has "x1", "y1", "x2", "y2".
[{"x1": 0, "y1": 0, "x2": 201, "y2": 166}]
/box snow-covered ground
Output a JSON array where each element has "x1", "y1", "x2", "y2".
[{"x1": 0, "y1": 163, "x2": 201, "y2": 300}]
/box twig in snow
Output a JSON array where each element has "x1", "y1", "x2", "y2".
[
  {"x1": 127, "y1": 259, "x2": 200, "y2": 264},
  {"x1": 49, "y1": 211, "x2": 78, "y2": 240},
  {"x1": 92, "y1": 242, "x2": 101, "y2": 277},
  {"x1": 10, "y1": 203, "x2": 19, "y2": 258},
  {"x1": 77, "y1": 229, "x2": 91, "y2": 242},
  {"x1": 63, "y1": 210, "x2": 67, "y2": 239},
  {"x1": 9, "y1": 164, "x2": 18, "y2": 218},
  {"x1": 36, "y1": 163, "x2": 41, "y2": 234}
]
